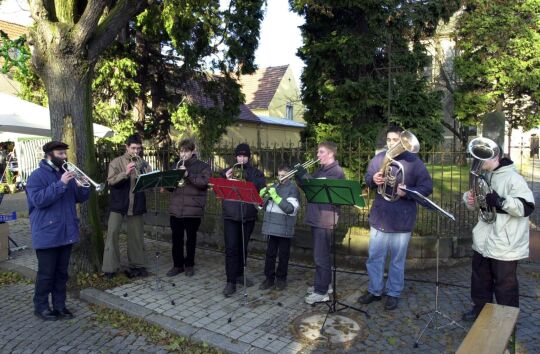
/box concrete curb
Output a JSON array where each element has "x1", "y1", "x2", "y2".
[
  {"x1": 0, "y1": 260, "x2": 37, "y2": 280},
  {"x1": 80, "y1": 288, "x2": 272, "y2": 354}
]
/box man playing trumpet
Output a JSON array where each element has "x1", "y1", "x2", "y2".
[
  {"x1": 359, "y1": 125, "x2": 432, "y2": 310},
  {"x1": 166, "y1": 138, "x2": 211, "y2": 277},
  {"x1": 102, "y1": 135, "x2": 150, "y2": 279}
]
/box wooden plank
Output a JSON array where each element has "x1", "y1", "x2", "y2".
[{"x1": 457, "y1": 304, "x2": 519, "y2": 354}]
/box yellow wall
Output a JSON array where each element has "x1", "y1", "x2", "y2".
[
  {"x1": 267, "y1": 67, "x2": 305, "y2": 123},
  {"x1": 220, "y1": 122, "x2": 303, "y2": 148}
]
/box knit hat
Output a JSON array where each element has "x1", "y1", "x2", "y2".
[
  {"x1": 43, "y1": 141, "x2": 69, "y2": 153},
  {"x1": 234, "y1": 143, "x2": 251, "y2": 157}
]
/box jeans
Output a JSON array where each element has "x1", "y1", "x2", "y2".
[
  {"x1": 170, "y1": 217, "x2": 201, "y2": 268},
  {"x1": 223, "y1": 219, "x2": 255, "y2": 283},
  {"x1": 366, "y1": 227, "x2": 411, "y2": 297},
  {"x1": 34, "y1": 244, "x2": 73, "y2": 312},
  {"x1": 312, "y1": 227, "x2": 332, "y2": 294},
  {"x1": 264, "y1": 236, "x2": 291, "y2": 281},
  {"x1": 471, "y1": 251, "x2": 519, "y2": 314}
]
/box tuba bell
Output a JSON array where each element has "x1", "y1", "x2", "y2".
[
  {"x1": 377, "y1": 130, "x2": 420, "y2": 202},
  {"x1": 468, "y1": 137, "x2": 500, "y2": 224}
]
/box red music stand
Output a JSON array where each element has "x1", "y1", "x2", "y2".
[{"x1": 209, "y1": 177, "x2": 263, "y2": 303}]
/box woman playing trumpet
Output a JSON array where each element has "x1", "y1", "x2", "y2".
[{"x1": 165, "y1": 138, "x2": 211, "y2": 277}]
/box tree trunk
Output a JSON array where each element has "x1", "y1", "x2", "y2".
[{"x1": 33, "y1": 48, "x2": 103, "y2": 273}]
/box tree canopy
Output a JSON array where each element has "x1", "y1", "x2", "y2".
[
  {"x1": 454, "y1": 0, "x2": 540, "y2": 142},
  {"x1": 290, "y1": 0, "x2": 460, "y2": 151}
]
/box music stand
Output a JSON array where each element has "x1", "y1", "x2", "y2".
[
  {"x1": 133, "y1": 170, "x2": 185, "y2": 297},
  {"x1": 300, "y1": 178, "x2": 369, "y2": 333},
  {"x1": 210, "y1": 177, "x2": 263, "y2": 305},
  {"x1": 398, "y1": 187, "x2": 465, "y2": 347}
]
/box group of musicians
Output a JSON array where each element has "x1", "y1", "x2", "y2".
[{"x1": 26, "y1": 126, "x2": 534, "y2": 322}]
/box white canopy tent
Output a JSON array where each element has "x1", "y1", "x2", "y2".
[{"x1": 0, "y1": 92, "x2": 114, "y2": 138}]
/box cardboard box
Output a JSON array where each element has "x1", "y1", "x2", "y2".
[{"x1": 0, "y1": 223, "x2": 9, "y2": 262}]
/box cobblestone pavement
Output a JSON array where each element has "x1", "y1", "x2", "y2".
[{"x1": 5, "y1": 218, "x2": 540, "y2": 353}]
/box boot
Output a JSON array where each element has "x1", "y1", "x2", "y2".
[{"x1": 222, "y1": 282, "x2": 236, "y2": 297}]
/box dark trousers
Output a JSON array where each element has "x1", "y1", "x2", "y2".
[
  {"x1": 312, "y1": 227, "x2": 332, "y2": 294},
  {"x1": 264, "y1": 235, "x2": 291, "y2": 281},
  {"x1": 33, "y1": 244, "x2": 73, "y2": 312},
  {"x1": 224, "y1": 219, "x2": 255, "y2": 283},
  {"x1": 471, "y1": 251, "x2": 519, "y2": 314},
  {"x1": 170, "y1": 216, "x2": 202, "y2": 268}
]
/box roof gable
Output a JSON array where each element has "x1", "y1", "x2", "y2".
[
  {"x1": 239, "y1": 65, "x2": 288, "y2": 110},
  {"x1": 0, "y1": 20, "x2": 27, "y2": 40}
]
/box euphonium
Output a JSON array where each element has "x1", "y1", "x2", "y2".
[
  {"x1": 176, "y1": 157, "x2": 187, "y2": 188},
  {"x1": 62, "y1": 161, "x2": 105, "y2": 192},
  {"x1": 230, "y1": 162, "x2": 245, "y2": 180},
  {"x1": 377, "y1": 130, "x2": 420, "y2": 202},
  {"x1": 468, "y1": 137, "x2": 499, "y2": 224}
]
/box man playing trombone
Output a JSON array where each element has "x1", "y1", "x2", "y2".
[
  {"x1": 166, "y1": 138, "x2": 211, "y2": 277},
  {"x1": 102, "y1": 134, "x2": 150, "y2": 279},
  {"x1": 26, "y1": 141, "x2": 90, "y2": 320},
  {"x1": 359, "y1": 125, "x2": 432, "y2": 311},
  {"x1": 295, "y1": 141, "x2": 345, "y2": 305}
]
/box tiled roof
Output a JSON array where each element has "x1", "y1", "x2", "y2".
[
  {"x1": 239, "y1": 65, "x2": 288, "y2": 110},
  {"x1": 0, "y1": 20, "x2": 27, "y2": 39}
]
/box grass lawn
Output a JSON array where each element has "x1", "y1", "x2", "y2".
[{"x1": 425, "y1": 163, "x2": 470, "y2": 205}]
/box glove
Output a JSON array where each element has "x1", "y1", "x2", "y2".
[
  {"x1": 259, "y1": 186, "x2": 268, "y2": 197},
  {"x1": 268, "y1": 187, "x2": 282, "y2": 204},
  {"x1": 294, "y1": 164, "x2": 308, "y2": 179},
  {"x1": 485, "y1": 190, "x2": 504, "y2": 209}
]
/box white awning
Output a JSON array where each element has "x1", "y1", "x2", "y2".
[{"x1": 0, "y1": 92, "x2": 114, "y2": 138}]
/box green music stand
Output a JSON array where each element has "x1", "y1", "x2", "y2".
[
  {"x1": 300, "y1": 178, "x2": 368, "y2": 331},
  {"x1": 132, "y1": 169, "x2": 185, "y2": 295}
]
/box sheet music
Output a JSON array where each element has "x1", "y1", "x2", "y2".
[{"x1": 399, "y1": 187, "x2": 455, "y2": 221}]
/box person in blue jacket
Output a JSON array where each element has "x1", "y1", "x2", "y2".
[
  {"x1": 26, "y1": 141, "x2": 90, "y2": 321},
  {"x1": 358, "y1": 126, "x2": 433, "y2": 311}
]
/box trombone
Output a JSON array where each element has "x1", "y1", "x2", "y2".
[
  {"x1": 62, "y1": 161, "x2": 105, "y2": 192},
  {"x1": 261, "y1": 159, "x2": 319, "y2": 206}
]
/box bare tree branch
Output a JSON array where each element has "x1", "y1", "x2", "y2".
[
  {"x1": 87, "y1": 0, "x2": 152, "y2": 61},
  {"x1": 73, "y1": 0, "x2": 107, "y2": 48},
  {"x1": 441, "y1": 119, "x2": 463, "y2": 142}
]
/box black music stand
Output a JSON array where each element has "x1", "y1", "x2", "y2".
[
  {"x1": 398, "y1": 187, "x2": 465, "y2": 347},
  {"x1": 300, "y1": 178, "x2": 368, "y2": 333},
  {"x1": 133, "y1": 170, "x2": 185, "y2": 297},
  {"x1": 210, "y1": 177, "x2": 263, "y2": 305}
]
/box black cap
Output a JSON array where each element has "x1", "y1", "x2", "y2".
[
  {"x1": 43, "y1": 141, "x2": 69, "y2": 153},
  {"x1": 234, "y1": 143, "x2": 251, "y2": 157}
]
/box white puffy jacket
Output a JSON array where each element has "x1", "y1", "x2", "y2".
[{"x1": 463, "y1": 161, "x2": 534, "y2": 261}]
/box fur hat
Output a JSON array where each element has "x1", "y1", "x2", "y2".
[
  {"x1": 234, "y1": 143, "x2": 251, "y2": 157},
  {"x1": 43, "y1": 141, "x2": 69, "y2": 153}
]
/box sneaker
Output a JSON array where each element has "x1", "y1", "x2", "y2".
[
  {"x1": 259, "y1": 278, "x2": 275, "y2": 290},
  {"x1": 135, "y1": 267, "x2": 148, "y2": 277},
  {"x1": 305, "y1": 292, "x2": 330, "y2": 305},
  {"x1": 275, "y1": 279, "x2": 287, "y2": 291},
  {"x1": 184, "y1": 267, "x2": 194, "y2": 277},
  {"x1": 222, "y1": 282, "x2": 236, "y2": 297},
  {"x1": 384, "y1": 296, "x2": 399, "y2": 310},
  {"x1": 462, "y1": 308, "x2": 479, "y2": 322},
  {"x1": 236, "y1": 276, "x2": 254, "y2": 287},
  {"x1": 357, "y1": 291, "x2": 382, "y2": 304},
  {"x1": 166, "y1": 267, "x2": 184, "y2": 277},
  {"x1": 124, "y1": 268, "x2": 138, "y2": 278},
  {"x1": 307, "y1": 285, "x2": 333, "y2": 295},
  {"x1": 55, "y1": 308, "x2": 74, "y2": 319}
]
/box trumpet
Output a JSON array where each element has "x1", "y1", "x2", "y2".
[
  {"x1": 261, "y1": 159, "x2": 319, "y2": 206},
  {"x1": 176, "y1": 158, "x2": 187, "y2": 188},
  {"x1": 130, "y1": 154, "x2": 145, "y2": 178},
  {"x1": 62, "y1": 161, "x2": 105, "y2": 192}
]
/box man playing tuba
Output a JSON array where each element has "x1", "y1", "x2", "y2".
[
  {"x1": 461, "y1": 140, "x2": 534, "y2": 322},
  {"x1": 359, "y1": 125, "x2": 432, "y2": 311}
]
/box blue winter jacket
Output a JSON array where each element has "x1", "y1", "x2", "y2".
[
  {"x1": 365, "y1": 151, "x2": 433, "y2": 233},
  {"x1": 26, "y1": 160, "x2": 90, "y2": 249}
]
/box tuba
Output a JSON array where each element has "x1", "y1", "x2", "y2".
[
  {"x1": 377, "y1": 130, "x2": 420, "y2": 202},
  {"x1": 468, "y1": 137, "x2": 500, "y2": 224},
  {"x1": 62, "y1": 161, "x2": 105, "y2": 192}
]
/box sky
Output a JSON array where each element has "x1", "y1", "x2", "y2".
[{"x1": 0, "y1": 0, "x2": 306, "y2": 83}]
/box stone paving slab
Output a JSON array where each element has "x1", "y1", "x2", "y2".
[{"x1": 4, "y1": 216, "x2": 540, "y2": 353}]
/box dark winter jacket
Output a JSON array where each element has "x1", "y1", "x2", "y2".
[
  {"x1": 220, "y1": 163, "x2": 265, "y2": 222},
  {"x1": 107, "y1": 152, "x2": 147, "y2": 216},
  {"x1": 261, "y1": 181, "x2": 300, "y2": 238},
  {"x1": 365, "y1": 151, "x2": 433, "y2": 233},
  {"x1": 297, "y1": 160, "x2": 345, "y2": 229},
  {"x1": 168, "y1": 156, "x2": 211, "y2": 218},
  {"x1": 26, "y1": 160, "x2": 90, "y2": 249}
]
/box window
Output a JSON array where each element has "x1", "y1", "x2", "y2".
[{"x1": 286, "y1": 102, "x2": 293, "y2": 120}]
